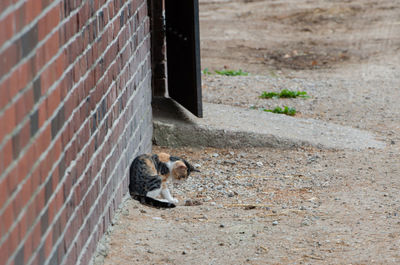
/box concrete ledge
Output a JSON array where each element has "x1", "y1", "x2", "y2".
[{"x1": 152, "y1": 97, "x2": 385, "y2": 150}]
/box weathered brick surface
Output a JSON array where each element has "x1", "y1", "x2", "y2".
[{"x1": 0, "y1": 0, "x2": 152, "y2": 264}]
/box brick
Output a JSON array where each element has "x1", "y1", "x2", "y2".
[
  {"x1": 33, "y1": 77, "x2": 41, "y2": 103},
  {"x1": 30, "y1": 109, "x2": 39, "y2": 137},
  {"x1": 0, "y1": 12, "x2": 14, "y2": 48},
  {"x1": 23, "y1": 231, "x2": 33, "y2": 264},
  {"x1": 43, "y1": 33, "x2": 60, "y2": 66},
  {"x1": 0, "y1": 43, "x2": 19, "y2": 80},
  {"x1": 14, "y1": 244, "x2": 24, "y2": 265},
  {"x1": 14, "y1": 3, "x2": 26, "y2": 32},
  {"x1": 40, "y1": 209, "x2": 49, "y2": 236},
  {"x1": 46, "y1": 86, "x2": 61, "y2": 120},
  {"x1": 20, "y1": 24, "x2": 38, "y2": 58},
  {"x1": 41, "y1": 0, "x2": 51, "y2": 9},
  {"x1": 25, "y1": 0, "x2": 42, "y2": 25},
  {"x1": 0, "y1": 80, "x2": 10, "y2": 113},
  {"x1": 2, "y1": 134, "x2": 13, "y2": 170},
  {"x1": 2, "y1": 203, "x2": 14, "y2": 238},
  {"x1": 35, "y1": 125, "x2": 51, "y2": 158},
  {"x1": 40, "y1": 54, "x2": 64, "y2": 94},
  {"x1": 38, "y1": 5, "x2": 60, "y2": 41},
  {"x1": 35, "y1": 45, "x2": 47, "y2": 72},
  {"x1": 51, "y1": 106, "x2": 65, "y2": 139},
  {"x1": 18, "y1": 177, "x2": 31, "y2": 213},
  {"x1": 17, "y1": 122, "x2": 31, "y2": 167},
  {"x1": 31, "y1": 222, "x2": 42, "y2": 258},
  {"x1": 44, "y1": 230, "x2": 52, "y2": 260},
  {"x1": 38, "y1": 100, "x2": 47, "y2": 127}
]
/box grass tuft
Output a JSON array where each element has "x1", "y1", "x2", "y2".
[
  {"x1": 259, "y1": 89, "x2": 309, "y2": 99},
  {"x1": 214, "y1": 69, "x2": 249, "y2": 76},
  {"x1": 202, "y1": 68, "x2": 213, "y2": 75},
  {"x1": 263, "y1": 106, "x2": 296, "y2": 116}
]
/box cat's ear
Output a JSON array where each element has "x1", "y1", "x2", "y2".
[
  {"x1": 183, "y1": 159, "x2": 200, "y2": 173},
  {"x1": 177, "y1": 164, "x2": 187, "y2": 170}
]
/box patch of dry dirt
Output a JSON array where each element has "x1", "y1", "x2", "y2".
[
  {"x1": 95, "y1": 0, "x2": 400, "y2": 264},
  {"x1": 200, "y1": 0, "x2": 400, "y2": 72}
]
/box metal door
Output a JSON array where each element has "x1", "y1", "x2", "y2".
[{"x1": 165, "y1": 0, "x2": 203, "y2": 117}]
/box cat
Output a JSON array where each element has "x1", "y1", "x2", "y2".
[{"x1": 129, "y1": 152, "x2": 199, "y2": 208}]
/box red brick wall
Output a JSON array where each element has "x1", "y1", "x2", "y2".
[{"x1": 0, "y1": 0, "x2": 152, "y2": 264}]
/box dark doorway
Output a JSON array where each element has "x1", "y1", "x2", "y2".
[{"x1": 164, "y1": 0, "x2": 203, "y2": 118}]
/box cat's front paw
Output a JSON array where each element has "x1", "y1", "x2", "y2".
[{"x1": 170, "y1": 198, "x2": 179, "y2": 204}]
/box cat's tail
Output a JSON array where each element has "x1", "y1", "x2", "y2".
[{"x1": 131, "y1": 194, "x2": 176, "y2": 208}]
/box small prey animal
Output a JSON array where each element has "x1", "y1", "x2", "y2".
[{"x1": 129, "y1": 152, "x2": 199, "y2": 208}]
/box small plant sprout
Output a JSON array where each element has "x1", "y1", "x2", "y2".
[
  {"x1": 203, "y1": 68, "x2": 213, "y2": 75},
  {"x1": 263, "y1": 106, "x2": 297, "y2": 116},
  {"x1": 259, "y1": 89, "x2": 309, "y2": 99},
  {"x1": 214, "y1": 69, "x2": 249, "y2": 76}
]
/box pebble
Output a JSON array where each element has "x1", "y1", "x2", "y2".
[
  {"x1": 256, "y1": 162, "x2": 263, "y2": 167},
  {"x1": 212, "y1": 153, "x2": 219, "y2": 157},
  {"x1": 204, "y1": 196, "x2": 212, "y2": 202},
  {"x1": 272, "y1": 221, "x2": 279, "y2": 226},
  {"x1": 301, "y1": 218, "x2": 311, "y2": 226},
  {"x1": 184, "y1": 199, "x2": 202, "y2": 206}
]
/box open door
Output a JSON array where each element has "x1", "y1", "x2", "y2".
[{"x1": 165, "y1": 0, "x2": 203, "y2": 118}]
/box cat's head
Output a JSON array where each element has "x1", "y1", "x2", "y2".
[{"x1": 171, "y1": 159, "x2": 200, "y2": 182}]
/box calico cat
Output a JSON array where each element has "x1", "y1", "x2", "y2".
[{"x1": 129, "y1": 152, "x2": 199, "y2": 208}]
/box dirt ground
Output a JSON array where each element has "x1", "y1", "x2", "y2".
[{"x1": 94, "y1": 0, "x2": 400, "y2": 264}]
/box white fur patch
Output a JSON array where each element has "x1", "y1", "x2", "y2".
[
  {"x1": 147, "y1": 188, "x2": 162, "y2": 199},
  {"x1": 161, "y1": 188, "x2": 178, "y2": 203},
  {"x1": 165, "y1": 160, "x2": 174, "y2": 172}
]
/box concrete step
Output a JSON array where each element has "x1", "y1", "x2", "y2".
[{"x1": 152, "y1": 97, "x2": 385, "y2": 150}]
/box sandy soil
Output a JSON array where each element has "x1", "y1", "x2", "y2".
[{"x1": 94, "y1": 0, "x2": 400, "y2": 264}]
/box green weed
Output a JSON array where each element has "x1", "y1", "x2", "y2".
[
  {"x1": 214, "y1": 69, "x2": 249, "y2": 76},
  {"x1": 263, "y1": 106, "x2": 296, "y2": 116},
  {"x1": 259, "y1": 89, "x2": 309, "y2": 99},
  {"x1": 203, "y1": 68, "x2": 213, "y2": 75}
]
